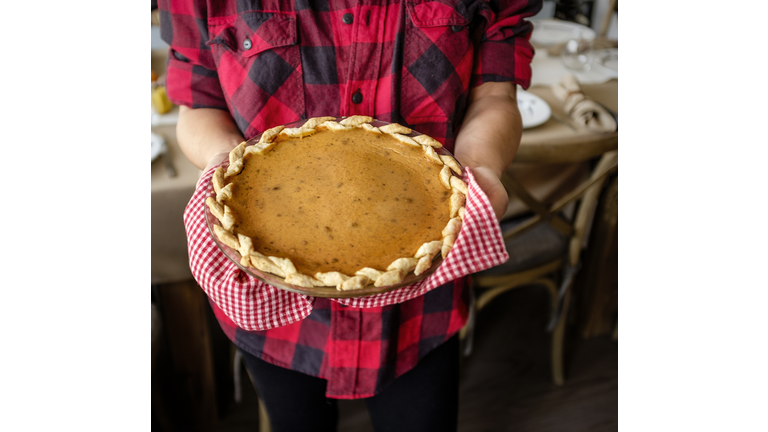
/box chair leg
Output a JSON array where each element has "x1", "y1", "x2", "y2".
[
  {"x1": 258, "y1": 396, "x2": 271, "y2": 432},
  {"x1": 533, "y1": 278, "x2": 567, "y2": 385},
  {"x1": 236, "y1": 353, "x2": 273, "y2": 432},
  {"x1": 551, "y1": 287, "x2": 572, "y2": 386}
]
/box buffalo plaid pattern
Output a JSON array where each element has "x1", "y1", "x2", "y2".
[
  {"x1": 159, "y1": 0, "x2": 538, "y2": 149},
  {"x1": 218, "y1": 284, "x2": 468, "y2": 398},
  {"x1": 163, "y1": 0, "x2": 538, "y2": 398}
]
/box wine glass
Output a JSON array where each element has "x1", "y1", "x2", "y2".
[{"x1": 561, "y1": 35, "x2": 593, "y2": 71}]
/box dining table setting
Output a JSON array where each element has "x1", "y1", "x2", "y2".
[{"x1": 518, "y1": 16, "x2": 618, "y2": 162}]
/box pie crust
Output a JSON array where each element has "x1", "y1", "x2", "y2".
[{"x1": 206, "y1": 116, "x2": 466, "y2": 292}]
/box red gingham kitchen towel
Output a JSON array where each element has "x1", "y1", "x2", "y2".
[{"x1": 184, "y1": 167, "x2": 509, "y2": 331}]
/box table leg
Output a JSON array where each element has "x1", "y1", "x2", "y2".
[{"x1": 154, "y1": 279, "x2": 233, "y2": 430}]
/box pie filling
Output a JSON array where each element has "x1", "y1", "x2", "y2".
[
  {"x1": 207, "y1": 116, "x2": 468, "y2": 290},
  {"x1": 228, "y1": 127, "x2": 450, "y2": 276}
]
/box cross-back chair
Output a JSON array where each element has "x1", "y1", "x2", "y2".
[{"x1": 461, "y1": 150, "x2": 617, "y2": 385}]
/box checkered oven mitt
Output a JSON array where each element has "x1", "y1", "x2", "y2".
[{"x1": 184, "y1": 167, "x2": 509, "y2": 331}]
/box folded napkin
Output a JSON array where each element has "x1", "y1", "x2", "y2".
[
  {"x1": 552, "y1": 73, "x2": 617, "y2": 133},
  {"x1": 183, "y1": 166, "x2": 509, "y2": 331}
]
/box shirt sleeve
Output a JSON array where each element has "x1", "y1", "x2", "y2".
[
  {"x1": 472, "y1": 0, "x2": 542, "y2": 89},
  {"x1": 157, "y1": 0, "x2": 228, "y2": 110}
]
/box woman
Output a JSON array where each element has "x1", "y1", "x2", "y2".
[{"x1": 160, "y1": 0, "x2": 540, "y2": 429}]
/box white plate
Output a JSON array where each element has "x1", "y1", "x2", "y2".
[
  {"x1": 517, "y1": 88, "x2": 551, "y2": 129},
  {"x1": 592, "y1": 49, "x2": 618, "y2": 72},
  {"x1": 151, "y1": 133, "x2": 165, "y2": 161},
  {"x1": 529, "y1": 18, "x2": 596, "y2": 47}
]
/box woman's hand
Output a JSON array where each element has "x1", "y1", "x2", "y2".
[
  {"x1": 469, "y1": 166, "x2": 509, "y2": 220},
  {"x1": 454, "y1": 81, "x2": 523, "y2": 221}
]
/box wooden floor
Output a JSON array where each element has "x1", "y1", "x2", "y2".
[{"x1": 168, "y1": 284, "x2": 617, "y2": 431}]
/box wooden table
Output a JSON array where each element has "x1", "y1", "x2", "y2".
[{"x1": 518, "y1": 80, "x2": 618, "y2": 163}]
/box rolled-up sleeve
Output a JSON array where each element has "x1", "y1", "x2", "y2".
[
  {"x1": 158, "y1": 0, "x2": 228, "y2": 109},
  {"x1": 472, "y1": 0, "x2": 541, "y2": 89}
]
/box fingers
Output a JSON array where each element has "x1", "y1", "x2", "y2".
[
  {"x1": 203, "y1": 151, "x2": 232, "y2": 174},
  {"x1": 469, "y1": 166, "x2": 508, "y2": 220}
]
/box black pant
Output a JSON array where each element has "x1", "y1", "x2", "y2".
[{"x1": 239, "y1": 335, "x2": 460, "y2": 432}]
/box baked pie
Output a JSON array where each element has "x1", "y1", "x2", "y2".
[{"x1": 205, "y1": 116, "x2": 466, "y2": 292}]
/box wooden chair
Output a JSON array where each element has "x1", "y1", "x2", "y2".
[{"x1": 460, "y1": 150, "x2": 617, "y2": 385}]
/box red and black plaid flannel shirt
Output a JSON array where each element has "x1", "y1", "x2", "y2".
[{"x1": 160, "y1": 0, "x2": 538, "y2": 398}]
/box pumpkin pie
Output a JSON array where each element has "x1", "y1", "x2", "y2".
[{"x1": 206, "y1": 116, "x2": 467, "y2": 291}]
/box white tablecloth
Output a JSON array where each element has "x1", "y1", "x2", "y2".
[{"x1": 530, "y1": 50, "x2": 618, "y2": 87}]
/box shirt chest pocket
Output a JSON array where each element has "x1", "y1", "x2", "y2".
[
  {"x1": 401, "y1": 0, "x2": 474, "y2": 126},
  {"x1": 207, "y1": 12, "x2": 304, "y2": 136}
]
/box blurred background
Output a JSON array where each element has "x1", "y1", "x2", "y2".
[{"x1": 151, "y1": 1, "x2": 618, "y2": 430}]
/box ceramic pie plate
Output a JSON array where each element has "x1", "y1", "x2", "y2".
[{"x1": 204, "y1": 118, "x2": 459, "y2": 298}]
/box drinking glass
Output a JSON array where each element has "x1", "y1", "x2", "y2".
[{"x1": 561, "y1": 35, "x2": 593, "y2": 71}]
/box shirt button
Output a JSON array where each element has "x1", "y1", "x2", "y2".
[
  {"x1": 451, "y1": 25, "x2": 463, "y2": 32},
  {"x1": 343, "y1": 13, "x2": 354, "y2": 24},
  {"x1": 243, "y1": 38, "x2": 252, "y2": 50},
  {"x1": 352, "y1": 91, "x2": 363, "y2": 104}
]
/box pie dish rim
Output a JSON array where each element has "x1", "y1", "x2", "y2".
[{"x1": 203, "y1": 116, "x2": 466, "y2": 297}]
